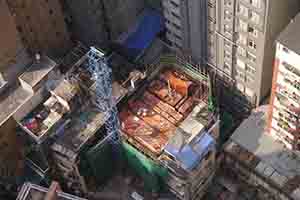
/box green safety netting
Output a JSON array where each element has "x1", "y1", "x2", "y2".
[{"x1": 122, "y1": 142, "x2": 168, "y2": 192}]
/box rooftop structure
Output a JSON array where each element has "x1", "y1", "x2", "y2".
[
  {"x1": 223, "y1": 105, "x2": 300, "y2": 200},
  {"x1": 17, "y1": 182, "x2": 86, "y2": 200}
]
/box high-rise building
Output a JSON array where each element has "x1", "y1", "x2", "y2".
[
  {"x1": 6, "y1": 0, "x2": 72, "y2": 58},
  {"x1": 163, "y1": 0, "x2": 300, "y2": 106},
  {"x1": 162, "y1": 0, "x2": 208, "y2": 63},
  {"x1": 268, "y1": 12, "x2": 300, "y2": 150}
]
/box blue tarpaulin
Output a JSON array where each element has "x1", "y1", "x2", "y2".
[
  {"x1": 165, "y1": 132, "x2": 215, "y2": 171},
  {"x1": 120, "y1": 9, "x2": 165, "y2": 58}
]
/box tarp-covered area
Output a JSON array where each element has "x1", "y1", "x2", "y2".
[
  {"x1": 165, "y1": 132, "x2": 215, "y2": 171},
  {"x1": 118, "y1": 9, "x2": 165, "y2": 59}
]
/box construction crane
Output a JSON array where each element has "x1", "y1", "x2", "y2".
[{"x1": 87, "y1": 47, "x2": 121, "y2": 153}]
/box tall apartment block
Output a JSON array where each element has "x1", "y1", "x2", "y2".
[
  {"x1": 6, "y1": 0, "x2": 72, "y2": 58},
  {"x1": 268, "y1": 12, "x2": 300, "y2": 150},
  {"x1": 209, "y1": 0, "x2": 300, "y2": 106},
  {"x1": 163, "y1": 0, "x2": 300, "y2": 106},
  {"x1": 162, "y1": 0, "x2": 208, "y2": 63}
]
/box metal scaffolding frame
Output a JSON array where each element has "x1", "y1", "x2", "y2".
[{"x1": 87, "y1": 47, "x2": 121, "y2": 151}]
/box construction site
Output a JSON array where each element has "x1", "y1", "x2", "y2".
[{"x1": 0, "y1": 0, "x2": 254, "y2": 200}]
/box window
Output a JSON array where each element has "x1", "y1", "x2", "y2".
[
  {"x1": 250, "y1": 0, "x2": 261, "y2": 8},
  {"x1": 224, "y1": 40, "x2": 231, "y2": 48},
  {"x1": 171, "y1": 12, "x2": 180, "y2": 20},
  {"x1": 237, "y1": 59, "x2": 246, "y2": 69},
  {"x1": 225, "y1": 10, "x2": 232, "y2": 20},
  {"x1": 248, "y1": 39, "x2": 257, "y2": 50},
  {"x1": 247, "y1": 51, "x2": 256, "y2": 63},
  {"x1": 249, "y1": 11, "x2": 260, "y2": 24},
  {"x1": 246, "y1": 65, "x2": 256, "y2": 74},
  {"x1": 224, "y1": 24, "x2": 231, "y2": 34},
  {"x1": 248, "y1": 26, "x2": 258, "y2": 37},
  {"x1": 173, "y1": 23, "x2": 181, "y2": 31},
  {"x1": 224, "y1": 62, "x2": 231, "y2": 71},
  {"x1": 238, "y1": 19, "x2": 248, "y2": 32},
  {"x1": 238, "y1": 34, "x2": 247, "y2": 45},
  {"x1": 283, "y1": 47, "x2": 290, "y2": 54},
  {"x1": 237, "y1": 46, "x2": 246, "y2": 57},
  {"x1": 224, "y1": 51, "x2": 231, "y2": 59},
  {"x1": 238, "y1": 4, "x2": 248, "y2": 18},
  {"x1": 170, "y1": 0, "x2": 179, "y2": 8},
  {"x1": 237, "y1": 71, "x2": 245, "y2": 80},
  {"x1": 224, "y1": 0, "x2": 232, "y2": 6}
]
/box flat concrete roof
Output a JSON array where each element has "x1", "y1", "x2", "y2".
[
  {"x1": 277, "y1": 12, "x2": 300, "y2": 55},
  {"x1": 226, "y1": 106, "x2": 300, "y2": 199},
  {"x1": 19, "y1": 56, "x2": 57, "y2": 88},
  {"x1": 230, "y1": 105, "x2": 300, "y2": 178},
  {"x1": 0, "y1": 84, "x2": 32, "y2": 126}
]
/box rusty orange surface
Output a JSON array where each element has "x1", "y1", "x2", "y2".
[
  {"x1": 148, "y1": 79, "x2": 183, "y2": 107},
  {"x1": 160, "y1": 70, "x2": 193, "y2": 96},
  {"x1": 120, "y1": 110, "x2": 169, "y2": 156},
  {"x1": 120, "y1": 69, "x2": 205, "y2": 156},
  {"x1": 128, "y1": 99, "x2": 177, "y2": 137},
  {"x1": 143, "y1": 91, "x2": 183, "y2": 124}
]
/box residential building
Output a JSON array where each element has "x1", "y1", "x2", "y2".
[
  {"x1": 163, "y1": 0, "x2": 300, "y2": 106},
  {"x1": 223, "y1": 105, "x2": 300, "y2": 200},
  {"x1": 162, "y1": 0, "x2": 208, "y2": 63},
  {"x1": 209, "y1": 0, "x2": 300, "y2": 106},
  {"x1": 6, "y1": 0, "x2": 72, "y2": 58},
  {"x1": 268, "y1": 12, "x2": 300, "y2": 150}
]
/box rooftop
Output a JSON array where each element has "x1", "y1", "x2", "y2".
[
  {"x1": 19, "y1": 56, "x2": 57, "y2": 89},
  {"x1": 120, "y1": 67, "x2": 212, "y2": 159},
  {"x1": 225, "y1": 105, "x2": 300, "y2": 199},
  {"x1": 17, "y1": 182, "x2": 86, "y2": 200},
  {"x1": 277, "y1": 12, "x2": 300, "y2": 55},
  {"x1": 0, "y1": 84, "x2": 32, "y2": 126}
]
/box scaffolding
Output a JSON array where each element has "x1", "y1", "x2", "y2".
[{"x1": 87, "y1": 47, "x2": 121, "y2": 152}]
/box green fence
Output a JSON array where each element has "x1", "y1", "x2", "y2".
[{"x1": 122, "y1": 142, "x2": 168, "y2": 192}]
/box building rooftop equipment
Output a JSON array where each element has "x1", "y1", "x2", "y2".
[
  {"x1": 224, "y1": 105, "x2": 300, "y2": 200},
  {"x1": 277, "y1": 12, "x2": 300, "y2": 55},
  {"x1": 17, "y1": 182, "x2": 87, "y2": 200}
]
